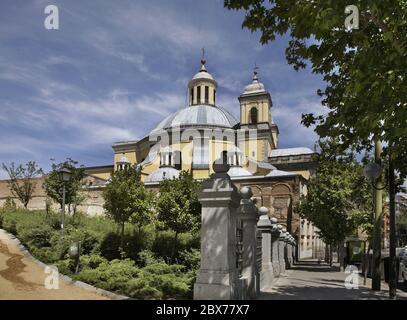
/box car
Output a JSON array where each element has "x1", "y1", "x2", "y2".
[{"x1": 399, "y1": 246, "x2": 407, "y2": 283}]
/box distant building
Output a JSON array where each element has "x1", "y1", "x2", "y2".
[{"x1": 383, "y1": 194, "x2": 407, "y2": 247}]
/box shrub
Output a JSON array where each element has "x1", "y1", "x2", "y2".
[
  {"x1": 18, "y1": 224, "x2": 55, "y2": 248},
  {"x1": 74, "y1": 258, "x2": 140, "y2": 293},
  {"x1": 125, "y1": 278, "x2": 163, "y2": 299},
  {"x1": 30, "y1": 247, "x2": 58, "y2": 264},
  {"x1": 100, "y1": 230, "x2": 153, "y2": 261},
  {"x1": 2, "y1": 213, "x2": 18, "y2": 234},
  {"x1": 178, "y1": 248, "x2": 200, "y2": 271},
  {"x1": 137, "y1": 249, "x2": 164, "y2": 267},
  {"x1": 3, "y1": 197, "x2": 17, "y2": 211},
  {"x1": 152, "y1": 230, "x2": 199, "y2": 262},
  {"x1": 80, "y1": 254, "x2": 108, "y2": 269}
]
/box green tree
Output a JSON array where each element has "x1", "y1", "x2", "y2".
[
  {"x1": 2, "y1": 161, "x2": 43, "y2": 208},
  {"x1": 43, "y1": 159, "x2": 85, "y2": 211},
  {"x1": 103, "y1": 166, "x2": 154, "y2": 257},
  {"x1": 224, "y1": 0, "x2": 407, "y2": 178},
  {"x1": 155, "y1": 171, "x2": 201, "y2": 262},
  {"x1": 298, "y1": 140, "x2": 373, "y2": 252}
]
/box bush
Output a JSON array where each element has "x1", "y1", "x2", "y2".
[
  {"x1": 137, "y1": 249, "x2": 164, "y2": 267},
  {"x1": 100, "y1": 230, "x2": 153, "y2": 261},
  {"x1": 74, "y1": 258, "x2": 140, "y2": 293},
  {"x1": 80, "y1": 254, "x2": 108, "y2": 269},
  {"x1": 152, "y1": 230, "x2": 200, "y2": 262},
  {"x1": 18, "y1": 224, "x2": 55, "y2": 248},
  {"x1": 30, "y1": 247, "x2": 58, "y2": 264},
  {"x1": 2, "y1": 197, "x2": 16, "y2": 211},
  {"x1": 178, "y1": 248, "x2": 200, "y2": 271},
  {"x1": 2, "y1": 212, "x2": 18, "y2": 234}
]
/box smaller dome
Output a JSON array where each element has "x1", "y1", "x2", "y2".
[
  {"x1": 145, "y1": 167, "x2": 180, "y2": 182},
  {"x1": 243, "y1": 70, "x2": 266, "y2": 95},
  {"x1": 192, "y1": 70, "x2": 214, "y2": 81},
  {"x1": 189, "y1": 58, "x2": 217, "y2": 87}
]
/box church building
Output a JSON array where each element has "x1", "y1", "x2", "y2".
[{"x1": 0, "y1": 57, "x2": 323, "y2": 260}]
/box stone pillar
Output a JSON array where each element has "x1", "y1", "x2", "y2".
[
  {"x1": 286, "y1": 238, "x2": 293, "y2": 269},
  {"x1": 257, "y1": 207, "x2": 273, "y2": 291},
  {"x1": 194, "y1": 161, "x2": 242, "y2": 300},
  {"x1": 278, "y1": 225, "x2": 286, "y2": 274},
  {"x1": 270, "y1": 218, "x2": 281, "y2": 277},
  {"x1": 238, "y1": 186, "x2": 260, "y2": 299},
  {"x1": 282, "y1": 229, "x2": 291, "y2": 270}
]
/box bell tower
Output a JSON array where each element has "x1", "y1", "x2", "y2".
[{"x1": 239, "y1": 68, "x2": 279, "y2": 161}]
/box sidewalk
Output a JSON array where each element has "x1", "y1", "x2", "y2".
[{"x1": 259, "y1": 261, "x2": 407, "y2": 300}]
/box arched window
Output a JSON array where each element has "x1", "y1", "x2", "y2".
[
  {"x1": 197, "y1": 86, "x2": 201, "y2": 103},
  {"x1": 205, "y1": 86, "x2": 209, "y2": 104},
  {"x1": 190, "y1": 88, "x2": 194, "y2": 105},
  {"x1": 250, "y1": 107, "x2": 258, "y2": 124}
]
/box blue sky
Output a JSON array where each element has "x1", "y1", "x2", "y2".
[{"x1": 0, "y1": 0, "x2": 326, "y2": 178}]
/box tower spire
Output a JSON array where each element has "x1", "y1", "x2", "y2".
[
  {"x1": 253, "y1": 63, "x2": 259, "y2": 82},
  {"x1": 200, "y1": 47, "x2": 207, "y2": 72}
]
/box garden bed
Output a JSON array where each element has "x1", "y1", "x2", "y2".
[{"x1": 0, "y1": 209, "x2": 200, "y2": 300}]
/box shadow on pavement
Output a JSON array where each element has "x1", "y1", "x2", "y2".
[{"x1": 259, "y1": 284, "x2": 389, "y2": 300}]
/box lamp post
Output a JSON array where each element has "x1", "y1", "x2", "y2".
[
  {"x1": 363, "y1": 156, "x2": 385, "y2": 292},
  {"x1": 58, "y1": 167, "x2": 72, "y2": 241},
  {"x1": 363, "y1": 155, "x2": 397, "y2": 299}
]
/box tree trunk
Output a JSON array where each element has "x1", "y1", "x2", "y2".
[
  {"x1": 171, "y1": 232, "x2": 179, "y2": 263},
  {"x1": 329, "y1": 245, "x2": 333, "y2": 266}
]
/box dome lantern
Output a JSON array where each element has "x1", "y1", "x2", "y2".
[{"x1": 188, "y1": 51, "x2": 218, "y2": 106}]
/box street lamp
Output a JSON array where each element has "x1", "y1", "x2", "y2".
[
  {"x1": 57, "y1": 167, "x2": 72, "y2": 241},
  {"x1": 363, "y1": 163, "x2": 386, "y2": 189},
  {"x1": 363, "y1": 160, "x2": 397, "y2": 299}
]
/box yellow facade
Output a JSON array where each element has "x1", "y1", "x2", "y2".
[{"x1": 107, "y1": 62, "x2": 314, "y2": 184}]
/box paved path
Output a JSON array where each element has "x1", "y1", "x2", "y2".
[
  {"x1": 259, "y1": 261, "x2": 407, "y2": 300},
  {"x1": 0, "y1": 230, "x2": 109, "y2": 300}
]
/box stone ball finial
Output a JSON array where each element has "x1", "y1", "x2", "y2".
[
  {"x1": 277, "y1": 224, "x2": 283, "y2": 231},
  {"x1": 240, "y1": 186, "x2": 253, "y2": 199},
  {"x1": 282, "y1": 228, "x2": 287, "y2": 233},
  {"x1": 212, "y1": 152, "x2": 230, "y2": 174},
  {"x1": 270, "y1": 217, "x2": 278, "y2": 224},
  {"x1": 258, "y1": 206, "x2": 269, "y2": 216}
]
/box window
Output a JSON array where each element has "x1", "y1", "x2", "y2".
[
  {"x1": 174, "y1": 151, "x2": 182, "y2": 170},
  {"x1": 205, "y1": 86, "x2": 209, "y2": 104},
  {"x1": 197, "y1": 86, "x2": 201, "y2": 103},
  {"x1": 250, "y1": 107, "x2": 258, "y2": 124},
  {"x1": 190, "y1": 88, "x2": 194, "y2": 104},
  {"x1": 214, "y1": 89, "x2": 216, "y2": 104}
]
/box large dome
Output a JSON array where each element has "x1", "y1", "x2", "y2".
[{"x1": 151, "y1": 104, "x2": 238, "y2": 134}]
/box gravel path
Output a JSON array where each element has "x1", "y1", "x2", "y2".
[{"x1": 0, "y1": 230, "x2": 109, "y2": 300}]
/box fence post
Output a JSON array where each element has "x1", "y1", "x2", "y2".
[
  {"x1": 270, "y1": 218, "x2": 281, "y2": 277},
  {"x1": 193, "y1": 161, "x2": 242, "y2": 300},
  {"x1": 238, "y1": 186, "x2": 260, "y2": 299},
  {"x1": 257, "y1": 207, "x2": 274, "y2": 291},
  {"x1": 278, "y1": 225, "x2": 287, "y2": 274}
]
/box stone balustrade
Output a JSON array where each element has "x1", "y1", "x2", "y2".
[{"x1": 194, "y1": 159, "x2": 298, "y2": 300}]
